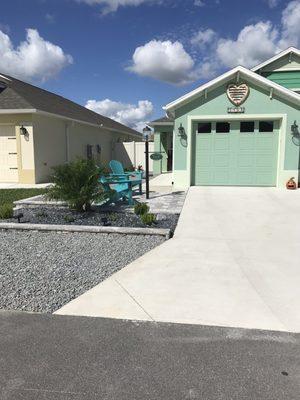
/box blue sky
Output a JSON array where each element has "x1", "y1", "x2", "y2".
[{"x1": 0, "y1": 0, "x2": 299, "y2": 130}]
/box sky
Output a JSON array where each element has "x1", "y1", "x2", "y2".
[{"x1": 0, "y1": 0, "x2": 299, "y2": 131}]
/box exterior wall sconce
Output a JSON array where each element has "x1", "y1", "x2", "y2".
[
  {"x1": 291, "y1": 120, "x2": 299, "y2": 136},
  {"x1": 20, "y1": 125, "x2": 29, "y2": 136},
  {"x1": 291, "y1": 121, "x2": 300, "y2": 146},
  {"x1": 178, "y1": 123, "x2": 185, "y2": 138}
]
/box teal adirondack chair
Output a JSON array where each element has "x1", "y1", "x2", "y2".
[
  {"x1": 99, "y1": 175, "x2": 135, "y2": 205},
  {"x1": 109, "y1": 160, "x2": 143, "y2": 195}
]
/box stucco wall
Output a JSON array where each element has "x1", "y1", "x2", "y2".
[
  {"x1": 33, "y1": 114, "x2": 135, "y2": 183},
  {"x1": 33, "y1": 114, "x2": 67, "y2": 183},
  {"x1": 172, "y1": 81, "x2": 300, "y2": 189}
]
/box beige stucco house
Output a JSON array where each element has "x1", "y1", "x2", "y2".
[{"x1": 0, "y1": 73, "x2": 141, "y2": 183}]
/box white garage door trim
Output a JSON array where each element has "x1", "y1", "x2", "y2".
[{"x1": 187, "y1": 114, "x2": 288, "y2": 188}]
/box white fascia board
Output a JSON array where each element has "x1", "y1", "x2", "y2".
[
  {"x1": 149, "y1": 122, "x2": 174, "y2": 127},
  {"x1": 164, "y1": 66, "x2": 242, "y2": 111},
  {"x1": 0, "y1": 109, "x2": 37, "y2": 114},
  {"x1": 0, "y1": 74, "x2": 12, "y2": 82},
  {"x1": 252, "y1": 47, "x2": 300, "y2": 72},
  {"x1": 163, "y1": 66, "x2": 300, "y2": 112}
]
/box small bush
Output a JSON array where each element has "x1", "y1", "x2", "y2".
[
  {"x1": 0, "y1": 203, "x2": 13, "y2": 219},
  {"x1": 134, "y1": 202, "x2": 149, "y2": 216},
  {"x1": 36, "y1": 211, "x2": 48, "y2": 218},
  {"x1": 141, "y1": 213, "x2": 156, "y2": 226},
  {"x1": 47, "y1": 158, "x2": 106, "y2": 212},
  {"x1": 64, "y1": 215, "x2": 75, "y2": 223}
]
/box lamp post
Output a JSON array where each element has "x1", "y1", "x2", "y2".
[{"x1": 143, "y1": 125, "x2": 151, "y2": 199}]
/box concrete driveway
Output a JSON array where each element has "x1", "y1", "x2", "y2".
[{"x1": 57, "y1": 187, "x2": 300, "y2": 332}]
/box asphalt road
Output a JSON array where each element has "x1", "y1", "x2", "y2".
[{"x1": 0, "y1": 311, "x2": 299, "y2": 400}]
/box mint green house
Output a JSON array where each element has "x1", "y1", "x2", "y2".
[{"x1": 150, "y1": 47, "x2": 300, "y2": 189}]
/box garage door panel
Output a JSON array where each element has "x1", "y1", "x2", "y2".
[
  {"x1": 197, "y1": 136, "x2": 213, "y2": 150},
  {"x1": 214, "y1": 154, "x2": 231, "y2": 167},
  {"x1": 255, "y1": 155, "x2": 276, "y2": 168},
  {"x1": 239, "y1": 136, "x2": 255, "y2": 150},
  {"x1": 193, "y1": 120, "x2": 279, "y2": 187},
  {"x1": 213, "y1": 169, "x2": 230, "y2": 185},
  {"x1": 214, "y1": 136, "x2": 230, "y2": 150},
  {"x1": 238, "y1": 154, "x2": 255, "y2": 167},
  {"x1": 256, "y1": 136, "x2": 276, "y2": 150}
]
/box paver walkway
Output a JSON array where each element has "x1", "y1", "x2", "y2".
[{"x1": 56, "y1": 187, "x2": 300, "y2": 332}]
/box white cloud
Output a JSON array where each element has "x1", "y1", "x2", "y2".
[
  {"x1": 0, "y1": 28, "x2": 72, "y2": 82},
  {"x1": 76, "y1": 0, "x2": 160, "y2": 14},
  {"x1": 127, "y1": 40, "x2": 196, "y2": 85},
  {"x1": 191, "y1": 28, "x2": 217, "y2": 49},
  {"x1": 279, "y1": 0, "x2": 300, "y2": 48},
  {"x1": 194, "y1": 0, "x2": 205, "y2": 6},
  {"x1": 126, "y1": 0, "x2": 300, "y2": 86},
  {"x1": 216, "y1": 21, "x2": 279, "y2": 68},
  {"x1": 266, "y1": 0, "x2": 280, "y2": 8},
  {"x1": 85, "y1": 98, "x2": 153, "y2": 131}
]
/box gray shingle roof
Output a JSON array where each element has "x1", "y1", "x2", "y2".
[
  {"x1": 150, "y1": 116, "x2": 174, "y2": 124},
  {"x1": 0, "y1": 74, "x2": 140, "y2": 137}
]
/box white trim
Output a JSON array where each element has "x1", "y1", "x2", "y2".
[
  {"x1": 0, "y1": 109, "x2": 37, "y2": 114},
  {"x1": 186, "y1": 114, "x2": 288, "y2": 188},
  {"x1": 150, "y1": 121, "x2": 174, "y2": 127},
  {"x1": 163, "y1": 66, "x2": 300, "y2": 112},
  {"x1": 0, "y1": 74, "x2": 11, "y2": 82},
  {"x1": 252, "y1": 47, "x2": 300, "y2": 72}
]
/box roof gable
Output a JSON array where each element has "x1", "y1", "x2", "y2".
[
  {"x1": 164, "y1": 66, "x2": 300, "y2": 113},
  {"x1": 252, "y1": 47, "x2": 300, "y2": 73},
  {"x1": 0, "y1": 73, "x2": 140, "y2": 137}
]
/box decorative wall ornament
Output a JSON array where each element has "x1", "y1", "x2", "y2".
[{"x1": 227, "y1": 83, "x2": 249, "y2": 106}]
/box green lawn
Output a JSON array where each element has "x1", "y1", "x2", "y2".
[{"x1": 0, "y1": 189, "x2": 47, "y2": 219}]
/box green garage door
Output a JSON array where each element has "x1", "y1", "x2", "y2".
[{"x1": 192, "y1": 120, "x2": 279, "y2": 186}]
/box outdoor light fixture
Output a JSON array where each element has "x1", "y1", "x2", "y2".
[
  {"x1": 178, "y1": 123, "x2": 185, "y2": 138},
  {"x1": 142, "y1": 125, "x2": 151, "y2": 142},
  {"x1": 291, "y1": 120, "x2": 299, "y2": 136},
  {"x1": 20, "y1": 125, "x2": 29, "y2": 136}
]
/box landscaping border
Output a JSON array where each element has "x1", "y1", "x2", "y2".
[{"x1": 0, "y1": 222, "x2": 171, "y2": 238}]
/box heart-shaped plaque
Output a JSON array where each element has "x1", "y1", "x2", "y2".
[{"x1": 227, "y1": 83, "x2": 249, "y2": 106}]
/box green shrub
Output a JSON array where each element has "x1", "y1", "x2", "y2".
[
  {"x1": 134, "y1": 202, "x2": 149, "y2": 216},
  {"x1": 0, "y1": 203, "x2": 13, "y2": 219},
  {"x1": 47, "y1": 158, "x2": 106, "y2": 212},
  {"x1": 64, "y1": 215, "x2": 75, "y2": 223},
  {"x1": 36, "y1": 211, "x2": 48, "y2": 218},
  {"x1": 141, "y1": 213, "x2": 156, "y2": 226}
]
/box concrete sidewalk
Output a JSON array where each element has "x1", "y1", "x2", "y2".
[{"x1": 56, "y1": 187, "x2": 300, "y2": 332}]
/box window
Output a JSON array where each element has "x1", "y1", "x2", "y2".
[
  {"x1": 240, "y1": 121, "x2": 255, "y2": 133},
  {"x1": 259, "y1": 121, "x2": 274, "y2": 132},
  {"x1": 198, "y1": 122, "x2": 212, "y2": 134},
  {"x1": 216, "y1": 122, "x2": 230, "y2": 133}
]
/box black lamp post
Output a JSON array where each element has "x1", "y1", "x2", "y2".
[{"x1": 143, "y1": 126, "x2": 151, "y2": 199}]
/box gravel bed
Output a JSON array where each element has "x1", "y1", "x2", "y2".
[
  {"x1": 6, "y1": 207, "x2": 179, "y2": 233},
  {"x1": 0, "y1": 230, "x2": 164, "y2": 313}
]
